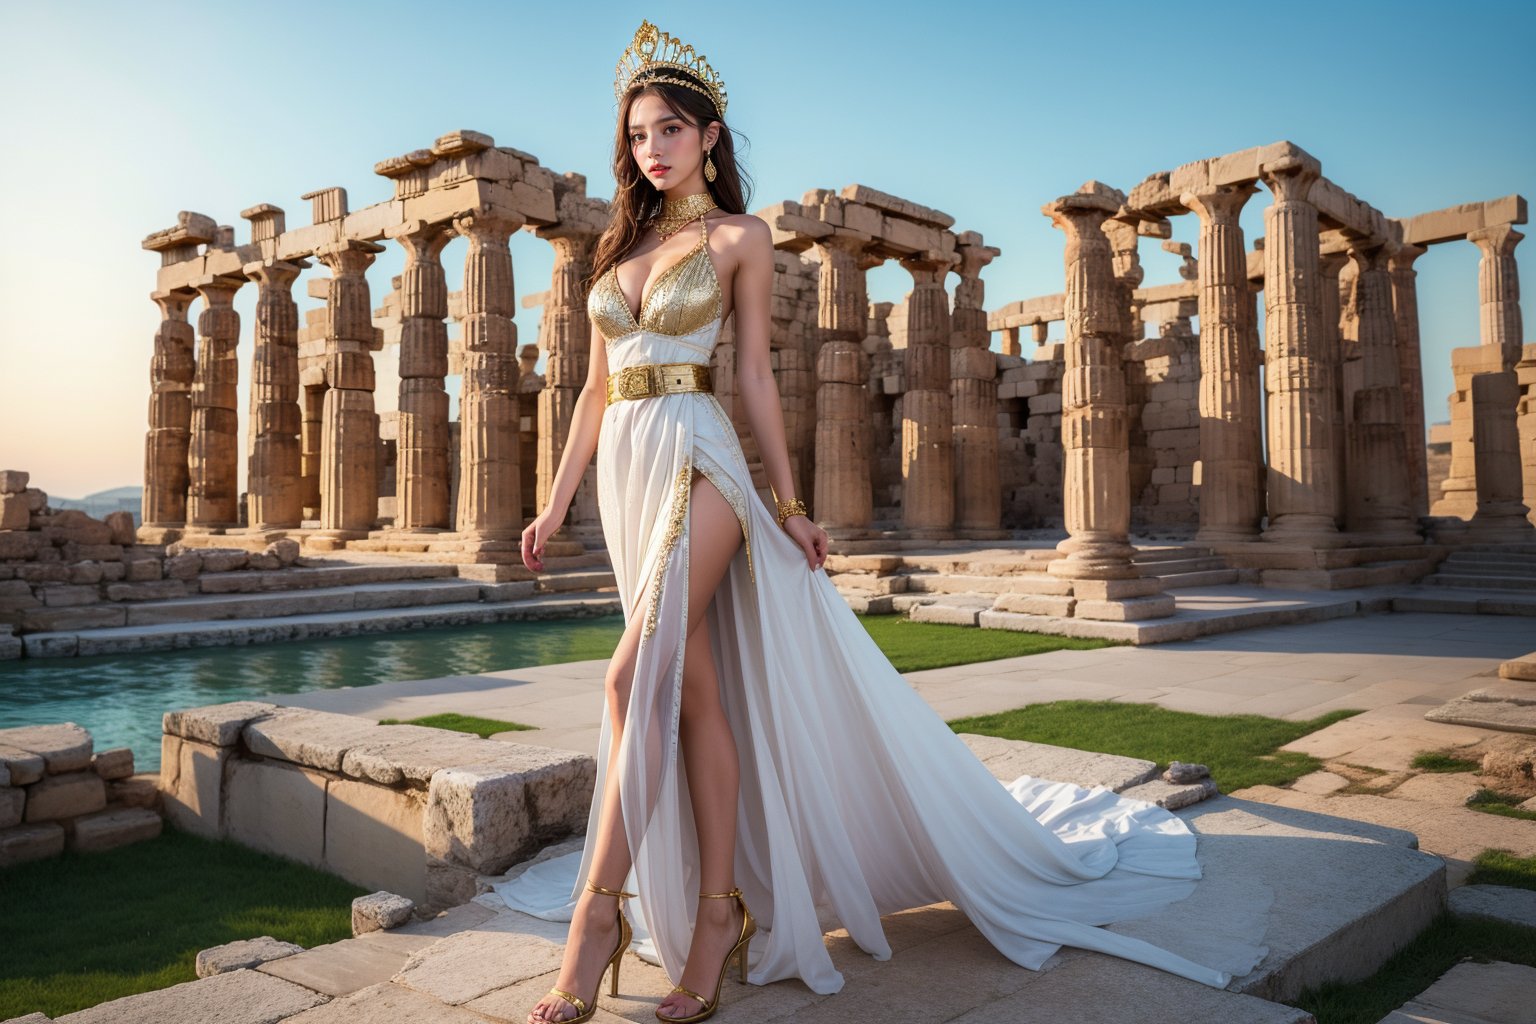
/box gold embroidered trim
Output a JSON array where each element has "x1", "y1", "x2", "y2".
[
  {"x1": 694, "y1": 449, "x2": 754, "y2": 584},
  {"x1": 644, "y1": 457, "x2": 694, "y2": 638}
]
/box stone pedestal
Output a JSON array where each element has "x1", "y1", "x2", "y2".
[{"x1": 1183, "y1": 183, "x2": 1264, "y2": 542}]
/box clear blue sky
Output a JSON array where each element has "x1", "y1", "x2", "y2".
[{"x1": 1, "y1": 0, "x2": 1532, "y2": 499}]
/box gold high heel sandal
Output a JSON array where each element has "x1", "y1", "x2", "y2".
[
  {"x1": 655, "y1": 886, "x2": 757, "y2": 1023},
  {"x1": 534, "y1": 878, "x2": 638, "y2": 1024}
]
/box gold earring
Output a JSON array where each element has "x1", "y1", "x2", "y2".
[{"x1": 704, "y1": 149, "x2": 717, "y2": 182}]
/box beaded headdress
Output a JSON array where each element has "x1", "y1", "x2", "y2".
[{"x1": 613, "y1": 19, "x2": 728, "y2": 120}]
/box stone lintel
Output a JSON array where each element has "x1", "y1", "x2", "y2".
[
  {"x1": 839, "y1": 183, "x2": 956, "y2": 228},
  {"x1": 1397, "y1": 194, "x2": 1529, "y2": 247}
]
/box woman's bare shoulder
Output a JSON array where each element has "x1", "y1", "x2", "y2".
[{"x1": 706, "y1": 211, "x2": 771, "y2": 260}]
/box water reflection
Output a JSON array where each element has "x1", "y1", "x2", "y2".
[{"x1": 0, "y1": 615, "x2": 625, "y2": 773}]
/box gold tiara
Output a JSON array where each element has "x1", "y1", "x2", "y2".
[{"x1": 613, "y1": 19, "x2": 727, "y2": 119}]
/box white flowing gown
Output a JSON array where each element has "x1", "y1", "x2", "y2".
[{"x1": 507, "y1": 212, "x2": 1268, "y2": 996}]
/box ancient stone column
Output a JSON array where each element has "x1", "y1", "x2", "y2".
[
  {"x1": 899, "y1": 250, "x2": 957, "y2": 535},
  {"x1": 243, "y1": 259, "x2": 306, "y2": 530},
  {"x1": 1041, "y1": 188, "x2": 1137, "y2": 578},
  {"x1": 392, "y1": 220, "x2": 453, "y2": 530},
  {"x1": 1103, "y1": 218, "x2": 1152, "y2": 522},
  {"x1": 1389, "y1": 243, "x2": 1430, "y2": 518},
  {"x1": 1259, "y1": 155, "x2": 1342, "y2": 545},
  {"x1": 186, "y1": 276, "x2": 243, "y2": 528},
  {"x1": 1182, "y1": 183, "x2": 1264, "y2": 542},
  {"x1": 539, "y1": 232, "x2": 601, "y2": 539},
  {"x1": 142, "y1": 289, "x2": 197, "y2": 529},
  {"x1": 453, "y1": 207, "x2": 526, "y2": 540},
  {"x1": 1318, "y1": 249, "x2": 1350, "y2": 525},
  {"x1": 814, "y1": 234, "x2": 874, "y2": 535},
  {"x1": 314, "y1": 239, "x2": 385, "y2": 536},
  {"x1": 1467, "y1": 371, "x2": 1534, "y2": 540},
  {"x1": 1468, "y1": 225, "x2": 1524, "y2": 367},
  {"x1": 951, "y1": 237, "x2": 1002, "y2": 533},
  {"x1": 1343, "y1": 241, "x2": 1420, "y2": 542},
  {"x1": 1434, "y1": 345, "x2": 1504, "y2": 519}
]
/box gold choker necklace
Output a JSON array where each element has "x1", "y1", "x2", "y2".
[{"x1": 654, "y1": 191, "x2": 717, "y2": 239}]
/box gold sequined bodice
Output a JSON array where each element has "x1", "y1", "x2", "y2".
[{"x1": 589, "y1": 215, "x2": 722, "y2": 342}]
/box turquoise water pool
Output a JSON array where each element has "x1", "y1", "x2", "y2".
[{"x1": 0, "y1": 616, "x2": 625, "y2": 774}]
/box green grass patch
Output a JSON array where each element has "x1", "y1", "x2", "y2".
[
  {"x1": 378, "y1": 711, "x2": 534, "y2": 737},
  {"x1": 1290, "y1": 911, "x2": 1536, "y2": 1024},
  {"x1": 0, "y1": 822, "x2": 368, "y2": 1020},
  {"x1": 946, "y1": 700, "x2": 1364, "y2": 793},
  {"x1": 1410, "y1": 751, "x2": 1482, "y2": 773},
  {"x1": 1467, "y1": 848, "x2": 1536, "y2": 891},
  {"x1": 854, "y1": 613, "x2": 1119, "y2": 674},
  {"x1": 1467, "y1": 788, "x2": 1536, "y2": 822}
]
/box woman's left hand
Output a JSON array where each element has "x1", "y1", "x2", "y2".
[{"x1": 783, "y1": 515, "x2": 829, "y2": 571}]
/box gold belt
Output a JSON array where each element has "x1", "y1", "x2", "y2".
[{"x1": 606, "y1": 362, "x2": 713, "y2": 406}]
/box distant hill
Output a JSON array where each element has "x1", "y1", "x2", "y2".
[{"x1": 51, "y1": 485, "x2": 142, "y2": 525}]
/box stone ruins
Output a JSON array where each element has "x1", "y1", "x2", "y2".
[{"x1": 136, "y1": 134, "x2": 1532, "y2": 620}]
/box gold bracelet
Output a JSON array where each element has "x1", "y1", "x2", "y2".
[{"x1": 775, "y1": 497, "x2": 809, "y2": 528}]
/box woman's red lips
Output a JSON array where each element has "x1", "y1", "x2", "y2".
[{"x1": 651, "y1": 164, "x2": 669, "y2": 173}]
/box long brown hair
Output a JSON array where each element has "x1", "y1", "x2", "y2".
[{"x1": 585, "y1": 73, "x2": 753, "y2": 296}]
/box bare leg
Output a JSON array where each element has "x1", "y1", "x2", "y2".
[
  {"x1": 656, "y1": 471, "x2": 748, "y2": 1020},
  {"x1": 527, "y1": 593, "x2": 647, "y2": 1022}
]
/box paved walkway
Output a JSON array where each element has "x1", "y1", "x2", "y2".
[{"x1": 273, "y1": 611, "x2": 1535, "y2": 760}]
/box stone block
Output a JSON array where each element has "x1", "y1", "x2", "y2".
[
  {"x1": 24, "y1": 770, "x2": 106, "y2": 821},
  {"x1": 0, "y1": 722, "x2": 93, "y2": 773},
  {"x1": 242, "y1": 707, "x2": 393, "y2": 772},
  {"x1": 325, "y1": 777, "x2": 428, "y2": 903},
  {"x1": 50, "y1": 966, "x2": 326, "y2": 1024},
  {"x1": 352, "y1": 891, "x2": 416, "y2": 935},
  {"x1": 1118, "y1": 777, "x2": 1220, "y2": 809},
  {"x1": 0, "y1": 493, "x2": 28, "y2": 530},
  {"x1": 1071, "y1": 577, "x2": 1164, "y2": 601},
  {"x1": 158, "y1": 734, "x2": 231, "y2": 839},
  {"x1": 109, "y1": 775, "x2": 161, "y2": 809},
  {"x1": 1449, "y1": 884, "x2": 1536, "y2": 930},
  {"x1": 163, "y1": 700, "x2": 282, "y2": 746},
  {"x1": 69, "y1": 805, "x2": 162, "y2": 852},
  {"x1": 1074, "y1": 593, "x2": 1177, "y2": 621},
  {"x1": 196, "y1": 935, "x2": 305, "y2": 978},
  {"x1": 224, "y1": 759, "x2": 329, "y2": 869},
  {"x1": 991, "y1": 592, "x2": 1076, "y2": 617},
  {"x1": 0, "y1": 469, "x2": 29, "y2": 493},
  {"x1": 0, "y1": 743, "x2": 45, "y2": 785},
  {"x1": 104, "y1": 579, "x2": 187, "y2": 601},
  {"x1": 0, "y1": 785, "x2": 21, "y2": 828},
  {"x1": 0, "y1": 820, "x2": 64, "y2": 867},
  {"x1": 92, "y1": 747, "x2": 135, "y2": 780},
  {"x1": 957, "y1": 733, "x2": 1159, "y2": 791},
  {"x1": 424, "y1": 749, "x2": 595, "y2": 876}
]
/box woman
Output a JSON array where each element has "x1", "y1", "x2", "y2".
[{"x1": 518, "y1": 20, "x2": 1267, "y2": 1024}]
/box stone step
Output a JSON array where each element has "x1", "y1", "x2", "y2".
[
  {"x1": 1130, "y1": 545, "x2": 1216, "y2": 564},
  {"x1": 1446, "y1": 549, "x2": 1536, "y2": 567},
  {"x1": 901, "y1": 571, "x2": 1070, "y2": 596},
  {"x1": 1263, "y1": 559, "x2": 1437, "y2": 591},
  {"x1": 1435, "y1": 559, "x2": 1536, "y2": 577},
  {"x1": 195, "y1": 562, "x2": 460, "y2": 595},
  {"x1": 1424, "y1": 573, "x2": 1536, "y2": 591},
  {"x1": 20, "y1": 592, "x2": 622, "y2": 659},
  {"x1": 1138, "y1": 557, "x2": 1229, "y2": 576},
  {"x1": 1157, "y1": 568, "x2": 1241, "y2": 589},
  {"x1": 114, "y1": 580, "x2": 488, "y2": 627},
  {"x1": 533, "y1": 568, "x2": 617, "y2": 594},
  {"x1": 1390, "y1": 588, "x2": 1536, "y2": 617}
]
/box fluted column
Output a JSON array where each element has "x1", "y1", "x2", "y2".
[
  {"x1": 1467, "y1": 371, "x2": 1534, "y2": 540},
  {"x1": 814, "y1": 235, "x2": 874, "y2": 535},
  {"x1": 1389, "y1": 243, "x2": 1430, "y2": 518},
  {"x1": 1319, "y1": 249, "x2": 1349, "y2": 524},
  {"x1": 142, "y1": 288, "x2": 197, "y2": 529},
  {"x1": 1469, "y1": 225, "x2": 1524, "y2": 367},
  {"x1": 243, "y1": 260, "x2": 306, "y2": 530},
  {"x1": 314, "y1": 239, "x2": 385, "y2": 535},
  {"x1": 1183, "y1": 183, "x2": 1264, "y2": 541},
  {"x1": 186, "y1": 276, "x2": 243, "y2": 528},
  {"x1": 951, "y1": 239, "x2": 1001, "y2": 533},
  {"x1": 1344, "y1": 241, "x2": 1419, "y2": 541},
  {"x1": 1259, "y1": 155, "x2": 1342, "y2": 545},
  {"x1": 1041, "y1": 189, "x2": 1137, "y2": 578},
  {"x1": 539, "y1": 233, "x2": 601, "y2": 539},
  {"x1": 454, "y1": 207, "x2": 526, "y2": 539},
  {"x1": 899, "y1": 251, "x2": 957, "y2": 535},
  {"x1": 393, "y1": 221, "x2": 453, "y2": 530}
]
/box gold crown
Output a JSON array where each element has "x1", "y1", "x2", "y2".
[{"x1": 613, "y1": 19, "x2": 727, "y2": 119}]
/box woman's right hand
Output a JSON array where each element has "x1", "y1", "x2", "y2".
[{"x1": 521, "y1": 507, "x2": 564, "y2": 572}]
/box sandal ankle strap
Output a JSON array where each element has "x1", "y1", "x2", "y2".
[
  {"x1": 586, "y1": 878, "x2": 638, "y2": 899},
  {"x1": 699, "y1": 886, "x2": 743, "y2": 899}
]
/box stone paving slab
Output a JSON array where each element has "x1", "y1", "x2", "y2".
[
  {"x1": 388, "y1": 909, "x2": 567, "y2": 1005},
  {"x1": 1374, "y1": 960, "x2": 1536, "y2": 1024},
  {"x1": 1448, "y1": 884, "x2": 1536, "y2": 929},
  {"x1": 256, "y1": 937, "x2": 414, "y2": 998},
  {"x1": 275, "y1": 982, "x2": 489, "y2": 1022},
  {"x1": 1424, "y1": 686, "x2": 1536, "y2": 735},
  {"x1": 52, "y1": 967, "x2": 326, "y2": 1024},
  {"x1": 955, "y1": 732, "x2": 1159, "y2": 791}
]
